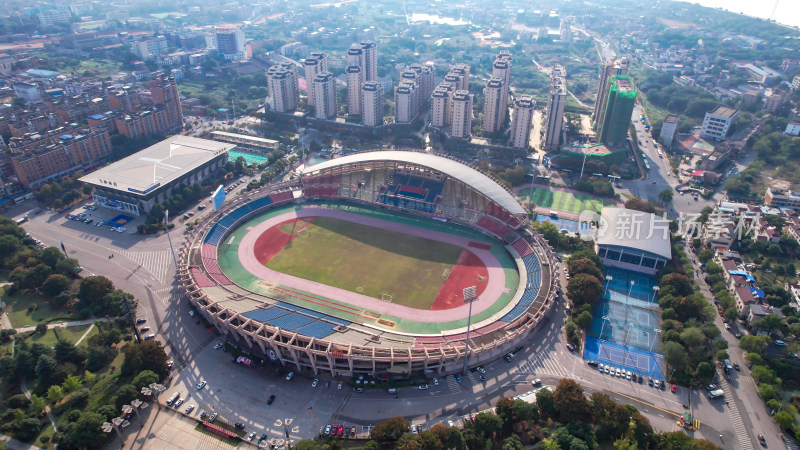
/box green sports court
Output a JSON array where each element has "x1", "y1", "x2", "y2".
[{"x1": 517, "y1": 186, "x2": 613, "y2": 215}]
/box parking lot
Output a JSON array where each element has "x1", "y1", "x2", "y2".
[{"x1": 162, "y1": 337, "x2": 348, "y2": 446}]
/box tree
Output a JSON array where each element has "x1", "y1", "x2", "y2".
[
  {"x1": 775, "y1": 411, "x2": 794, "y2": 429},
  {"x1": 29, "y1": 395, "x2": 46, "y2": 417},
  {"x1": 77, "y1": 276, "x2": 114, "y2": 306},
  {"x1": 35, "y1": 354, "x2": 57, "y2": 385},
  {"x1": 663, "y1": 341, "x2": 689, "y2": 369},
  {"x1": 47, "y1": 385, "x2": 64, "y2": 403},
  {"x1": 121, "y1": 341, "x2": 169, "y2": 378},
  {"x1": 739, "y1": 335, "x2": 771, "y2": 354},
  {"x1": 54, "y1": 258, "x2": 79, "y2": 276},
  {"x1": 64, "y1": 411, "x2": 106, "y2": 448},
  {"x1": 553, "y1": 379, "x2": 592, "y2": 424},
  {"x1": 370, "y1": 417, "x2": 409, "y2": 442},
  {"x1": 536, "y1": 388, "x2": 556, "y2": 419},
  {"x1": 62, "y1": 374, "x2": 81, "y2": 393},
  {"x1": 502, "y1": 434, "x2": 525, "y2": 450},
  {"x1": 83, "y1": 370, "x2": 96, "y2": 386},
  {"x1": 132, "y1": 370, "x2": 159, "y2": 389},
  {"x1": 566, "y1": 273, "x2": 603, "y2": 307},
  {"x1": 41, "y1": 274, "x2": 71, "y2": 298},
  {"x1": 567, "y1": 258, "x2": 603, "y2": 280},
  {"x1": 40, "y1": 247, "x2": 65, "y2": 268},
  {"x1": 658, "y1": 189, "x2": 674, "y2": 205},
  {"x1": 362, "y1": 441, "x2": 381, "y2": 450},
  {"x1": 753, "y1": 314, "x2": 784, "y2": 333},
  {"x1": 293, "y1": 440, "x2": 321, "y2": 450},
  {"x1": 473, "y1": 412, "x2": 503, "y2": 440},
  {"x1": 115, "y1": 384, "x2": 140, "y2": 410}
]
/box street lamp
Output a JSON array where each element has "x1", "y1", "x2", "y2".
[
  {"x1": 604, "y1": 275, "x2": 613, "y2": 297},
  {"x1": 627, "y1": 281, "x2": 635, "y2": 301},
  {"x1": 649, "y1": 329, "x2": 662, "y2": 354},
  {"x1": 599, "y1": 315, "x2": 611, "y2": 342},
  {"x1": 651, "y1": 286, "x2": 660, "y2": 303}
]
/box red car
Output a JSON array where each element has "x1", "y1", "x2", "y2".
[
  {"x1": 337, "y1": 425, "x2": 344, "y2": 436},
  {"x1": 718, "y1": 309, "x2": 724, "y2": 317},
  {"x1": 671, "y1": 384, "x2": 677, "y2": 393}
]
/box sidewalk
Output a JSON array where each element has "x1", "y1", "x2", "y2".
[{"x1": 13, "y1": 317, "x2": 112, "y2": 334}]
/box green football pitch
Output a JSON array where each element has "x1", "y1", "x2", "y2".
[
  {"x1": 266, "y1": 217, "x2": 463, "y2": 309},
  {"x1": 517, "y1": 187, "x2": 612, "y2": 214}
]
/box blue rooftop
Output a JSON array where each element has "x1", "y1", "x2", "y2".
[{"x1": 25, "y1": 69, "x2": 60, "y2": 78}]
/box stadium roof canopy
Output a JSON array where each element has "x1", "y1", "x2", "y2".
[
  {"x1": 596, "y1": 207, "x2": 672, "y2": 260},
  {"x1": 302, "y1": 151, "x2": 526, "y2": 215},
  {"x1": 80, "y1": 136, "x2": 234, "y2": 194}
]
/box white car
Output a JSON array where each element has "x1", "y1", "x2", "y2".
[
  {"x1": 433, "y1": 377, "x2": 439, "y2": 386},
  {"x1": 213, "y1": 343, "x2": 223, "y2": 350},
  {"x1": 312, "y1": 379, "x2": 319, "y2": 388},
  {"x1": 286, "y1": 372, "x2": 294, "y2": 381},
  {"x1": 185, "y1": 404, "x2": 195, "y2": 414},
  {"x1": 197, "y1": 381, "x2": 207, "y2": 389},
  {"x1": 615, "y1": 368, "x2": 621, "y2": 377},
  {"x1": 476, "y1": 366, "x2": 486, "y2": 374},
  {"x1": 418, "y1": 384, "x2": 429, "y2": 390},
  {"x1": 626, "y1": 372, "x2": 632, "y2": 380},
  {"x1": 447, "y1": 420, "x2": 454, "y2": 427},
  {"x1": 174, "y1": 399, "x2": 183, "y2": 407},
  {"x1": 337, "y1": 382, "x2": 343, "y2": 390}
]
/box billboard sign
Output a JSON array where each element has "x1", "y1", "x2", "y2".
[{"x1": 212, "y1": 185, "x2": 225, "y2": 211}]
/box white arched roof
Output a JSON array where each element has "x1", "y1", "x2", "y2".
[{"x1": 302, "y1": 151, "x2": 526, "y2": 215}]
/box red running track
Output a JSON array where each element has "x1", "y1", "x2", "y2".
[{"x1": 235, "y1": 208, "x2": 508, "y2": 323}]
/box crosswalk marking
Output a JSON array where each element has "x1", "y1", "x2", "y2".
[
  {"x1": 513, "y1": 352, "x2": 571, "y2": 378},
  {"x1": 717, "y1": 376, "x2": 753, "y2": 450},
  {"x1": 118, "y1": 249, "x2": 175, "y2": 284}
]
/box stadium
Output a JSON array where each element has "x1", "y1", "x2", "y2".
[{"x1": 178, "y1": 151, "x2": 560, "y2": 377}]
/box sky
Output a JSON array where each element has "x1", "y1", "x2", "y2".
[{"x1": 680, "y1": 0, "x2": 800, "y2": 28}]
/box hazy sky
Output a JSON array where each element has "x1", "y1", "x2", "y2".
[{"x1": 680, "y1": 0, "x2": 800, "y2": 28}]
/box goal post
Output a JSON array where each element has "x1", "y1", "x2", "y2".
[
  {"x1": 442, "y1": 268, "x2": 451, "y2": 282},
  {"x1": 381, "y1": 294, "x2": 393, "y2": 302}
]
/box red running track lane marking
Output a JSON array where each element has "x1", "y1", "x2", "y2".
[
  {"x1": 235, "y1": 208, "x2": 507, "y2": 324},
  {"x1": 253, "y1": 217, "x2": 316, "y2": 265},
  {"x1": 430, "y1": 249, "x2": 488, "y2": 311}
]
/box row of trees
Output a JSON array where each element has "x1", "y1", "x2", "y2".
[{"x1": 296, "y1": 378, "x2": 717, "y2": 450}]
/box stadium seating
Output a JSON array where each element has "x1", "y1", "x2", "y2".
[
  {"x1": 294, "y1": 321, "x2": 338, "y2": 339},
  {"x1": 477, "y1": 216, "x2": 510, "y2": 238},
  {"x1": 190, "y1": 267, "x2": 215, "y2": 288},
  {"x1": 268, "y1": 313, "x2": 316, "y2": 330},
  {"x1": 203, "y1": 258, "x2": 223, "y2": 275},
  {"x1": 270, "y1": 191, "x2": 293, "y2": 203},
  {"x1": 209, "y1": 272, "x2": 233, "y2": 286},
  {"x1": 247, "y1": 196, "x2": 274, "y2": 212},
  {"x1": 201, "y1": 243, "x2": 217, "y2": 260},
  {"x1": 511, "y1": 239, "x2": 534, "y2": 258},
  {"x1": 242, "y1": 307, "x2": 293, "y2": 322},
  {"x1": 204, "y1": 224, "x2": 228, "y2": 246}
]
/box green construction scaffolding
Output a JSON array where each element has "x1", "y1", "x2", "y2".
[{"x1": 598, "y1": 75, "x2": 637, "y2": 145}]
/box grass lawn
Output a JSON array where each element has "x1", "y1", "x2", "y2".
[
  {"x1": 25, "y1": 325, "x2": 92, "y2": 348},
  {"x1": 4, "y1": 292, "x2": 80, "y2": 328},
  {"x1": 518, "y1": 187, "x2": 612, "y2": 215},
  {"x1": 266, "y1": 217, "x2": 462, "y2": 308}
]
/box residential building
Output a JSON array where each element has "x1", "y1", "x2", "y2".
[
  {"x1": 346, "y1": 66, "x2": 362, "y2": 115},
  {"x1": 597, "y1": 75, "x2": 637, "y2": 145},
  {"x1": 786, "y1": 122, "x2": 800, "y2": 136},
  {"x1": 509, "y1": 96, "x2": 535, "y2": 149},
  {"x1": 266, "y1": 65, "x2": 298, "y2": 113},
  {"x1": 9, "y1": 127, "x2": 112, "y2": 188},
  {"x1": 700, "y1": 106, "x2": 739, "y2": 141},
  {"x1": 80, "y1": 136, "x2": 234, "y2": 216},
  {"x1": 449, "y1": 64, "x2": 470, "y2": 91},
  {"x1": 13, "y1": 83, "x2": 40, "y2": 102},
  {"x1": 304, "y1": 52, "x2": 327, "y2": 107},
  {"x1": 312, "y1": 72, "x2": 336, "y2": 120},
  {"x1": 215, "y1": 28, "x2": 246, "y2": 60},
  {"x1": 543, "y1": 65, "x2": 567, "y2": 151},
  {"x1": 37, "y1": 8, "x2": 71, "y2": 26},
  {"x1": 559, "y1": 19, "x2": 572, "y2": 42},
  {"x1": 764, "y1": 187, "x2": 800, "y2": 208},
  {"x1": 394, "y1": 82, "x2": 417, "y2": 124},
  {"x1": 660, "y1": 114, "x2": 679, "y2": 149},
  {"x1": 491, "y1": 52, "x2": 512, "y2": 126},
  {"x1": 593, "y1": 57, "x2": 629, "y2": 130},
  {"x1": 431, "y1": 83, "x2": 453, "y2": 128},
  {"x1": 179, "y1": 30, "x2": 207, "y2": 50},
  {"x1": 764, "y1": 89, "x2": 788, "y2": 111},
  {"x1": 149, "y1": 75, "x2": 183, "y2": 133},
  {"x1": 361, "y1": 81, "x2": 384, "y2": 127},
  {"x1": 131, "y1": 36, "x2": 168, "y2": 59},
  {"x1": 450, "y1": 90, "x2": 473, "y2": 139},
  {"x1": 482, "y1": 77, "x2": 505, "y2": 134},
  {"x1": 359, "y1": 41, "x2": 378, "y2": 82},
  {"x1": 595, "y1": 207, "x2": 671, "y2": 275},
  {"x1": 792, "y1": 75, "x2": 800, "y2": 91}
]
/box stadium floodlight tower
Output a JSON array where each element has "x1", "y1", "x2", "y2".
[
  {"x1": 462, "y1": 285, "x2": 478, "y2": 374},
  {"x1": 604, "y1": 275, "x2": 613, "y2": 296}
]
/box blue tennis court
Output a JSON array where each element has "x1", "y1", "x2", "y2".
[
  {"x1": 603, "y1": 267, "x2": 659, "y2": 308},
  {"x1": 590, "y1": 301, "x2": 660, "y2": 351},
  {"x1": 534, "y1": 215, "x2": 587, "y2": 234},
  {"x1": 229, "y1": 150, "x2": 267, "y2": 166},
  {"x1": 584, "y1": 337, "x2": 666, "y2": 380}
]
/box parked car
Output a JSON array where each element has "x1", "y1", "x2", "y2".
[
  {"x1": 532, "y1": 379, "x2": 542, "y2": 386},
  {"x1": 144, "y1": 333, "x2": 155, "y2": 340},
  {"x1": 337, "y1": 382, "x2": 343, "y2": 390},
  {"x1": 267, "y1": 394, "x2": 275, "y2": 405},
  {"x1": 213, "y1": 343, "x2": 223, "y2": 350},
  {"x1": 286, "y1": 372, "x2": 294, "y2": 381},
  {"x1": 454, "y1": 375, "x2": 462, "y2": 383},
  {"x1": 475, "y1": 366, "x2": 486, "y2": 374},
  {"x1": 247, "y1": 432, "x2": 256, "y2": 441},
  {"x1": 775, "y1": 340, "x2": 787, "y2": 346},
  {"x1": 185, "y1": 404, "x2": 195, "y2": 414},
  {"x1": 325, "y1": 425, "x2": 331, "y2": 435},
  {"x1": 139, "y1": 327, "x2": 150, "y2": 332},
  {"x1": 196, "y1": 381, "x2": 207, "y2": 390},
  {"x1": 418, "y1": 384, "x2": 429, "y2": 390},
  {"x1": 174, "y1": 399, "x2": 183, "y2": 407},
  {"x1": 312, "y1": 379, "x2": 319, "y2": 387},
  {"x1": 235, "y1": 422, "x2": 245, "y2": 430},
  {"x1": 433, "y1": 377, "x2": 439, "y2": 386}
]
